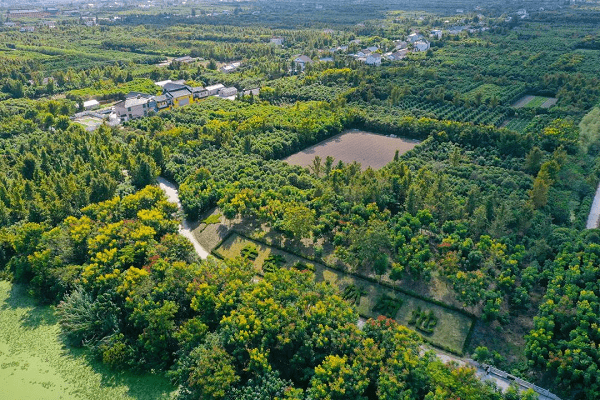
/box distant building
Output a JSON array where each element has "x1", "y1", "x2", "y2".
[
  {"x1": 407, "y1": 33, "x2": 424, "y2": 43},
  {"x1": 270, "y1": 37, "x2": 284, "y2": 46},
  {"x1": 19, "y1": 26, "x2": 35, "y2": 32},
  {"x1": 206, "y1": 84, "x2": 225, "y2": 96},
  {"x1": 430, "y1": 29, "x2": 443, "y2": 39},
  {"x1": 414, "y1": 40, "x2": 430, "y2": 52},
  {"x1": 365, "y1": 53, "x2": 382, "y2": 66},
  {"x1": 173, "y1": 56, "x2": 194, "y2": 63},
  {"x1": 192, "y1": 87, "x2": 209, "y2": 99},
  {"x1": 218, "y1": 87, "x2": 238, "y2": 98},
  {"x1": 154, "y1": 95, "x2": 171, "y2": 112},
  {"x1": 366, "y1": 46, "x2": 379, "y2": 53},
  {"x1": 386, "y1": 49, "x2": 408, "y2": 61},
  {"x1": 220, "y1": 62, "x2": 241, "y2": 73},
  {"x1": 115, "y1": 95, "x2": 156, "y2": 121},
  {"x1": 394, "y1": 40, "x2": 408, "y2": 50},
  {"x1": 83, "y1": 99, "x2": 100, "y2": 110},
  {"x1": 293, "y1": 55, "x2": 313, "y2": 71},
  {"x1": 165, "y1": 86, "x2": 193, "y2": 108},
  {"x1": 7, "y1": 9, "x2": 47, "y2": 19}
]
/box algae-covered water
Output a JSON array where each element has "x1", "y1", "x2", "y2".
[{"x1": 0, "y1": 281, "x2": 178, "y2": 400}]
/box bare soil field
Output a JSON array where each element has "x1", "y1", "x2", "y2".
[{"x1": 284, "y1": 130, "x2": 420, "y2": 170}]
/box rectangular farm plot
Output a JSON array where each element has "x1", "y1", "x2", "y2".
[
  {"x1": 512, "y1": 95, "x2": 557, "y2": 109},
  {"x1": 214, "y1": 233, "x2": 474, "y2": 354},
  {"x1": 284, "y1": 130, "x2": 420, "y2": 170}
]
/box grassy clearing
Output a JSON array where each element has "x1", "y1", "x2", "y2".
[
  {"x1": 512, "y1": 95, "x2": 557, "y2": 109},
  {"x1": 0, "y1": 281, "x2": 177, "y2": 400},
  {"x1": 502, "y1": 118, "x2": 531, "y2": 133},
  {"x1": 214, "y1": 233, "x2": 474, "y2": 354}
]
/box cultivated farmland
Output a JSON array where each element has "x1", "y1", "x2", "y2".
[
  {"x1": 284, "y1": 130, "x2": 420, "y2": 170},
  {"x1": 512, "y1": 95, "x2": 558, "y2": 109}
]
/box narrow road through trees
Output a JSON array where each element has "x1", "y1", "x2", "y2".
[{"x1": 157, "y1": 177, "x2": 210, "y2": 259}]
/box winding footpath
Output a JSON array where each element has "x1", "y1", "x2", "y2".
[
  {"x1": 586, "y1": 182, "x2": 600, "y2": 229},
  {"x1": 157, "y1": 177, "x2": 210, "y2": 259}
]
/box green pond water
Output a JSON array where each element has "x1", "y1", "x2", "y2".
[{"x1": 0, "y1": 281, "x2": 177, "y2": 400}]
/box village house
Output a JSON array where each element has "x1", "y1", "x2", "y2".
[
  {"x1": 407, "y1": 33, "x2": 424, "y2": 43},
  {"x1": 206, "y1": 84, "x2": 225, "y2": 96},
  {"x1": 414, "y1": 40, "x2": 430, "y2": 52},
  {"x1": 83, "y1": 99, "x2": 100, "y2": 110},
  {"x1": 430, "y1": 29, "x2": 443, "y2": 39},
  {"x1": 386, "y1": 49, "x2": 408, "y2": 61},
  {"x1": 192, "y1": 87, "x2": 209, "y2": 99},
  {"x1": 218, "y1": 87, "x2": 238, "y2": 99},
  {"x1": 154, "y1": 95, "x2": 171, "y2": 111},
  {"x1": 220, "y1": 62, "x2": 241, "y2": 73},
  {"x1": 366, "y1": 46, "x2": 379, "y2": 53},
  {"x1": 394, "y1": 40, "x2": 408, "y2": 50},
  {"x1": 115, "y1": 95, "x2": 156, "y2": 122},
  {"x1": 293, "y1": 55, "x2": 313, "y2": 71},
  {"x1": 165, "y1": 86, "x2": 194, "y2": 108},
  {"x1": 365, "y1": 53, "x2": 382, "y2": 66}
]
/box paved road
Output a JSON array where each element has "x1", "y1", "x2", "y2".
[
  {"x1": 157, "y1": 177, "x2": 210, "y2": 259},
  {"x1": 586, "y1": 183, "x2": 600, "y2": 229}
]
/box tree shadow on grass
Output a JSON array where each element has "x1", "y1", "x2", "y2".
[
  {"x1": 0, "y1": 282, "x2": 59, "y2": 329},
  {"x1": 62, "y1": 339, "x2": 178, "y2": 400}
]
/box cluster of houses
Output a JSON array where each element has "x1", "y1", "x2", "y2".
[
  {"x1": 351, "y1": 32, "x2": 432, "y2": 66},
  {"x1": 113, "y1": 80, "x2": 242, "y2": 122}
]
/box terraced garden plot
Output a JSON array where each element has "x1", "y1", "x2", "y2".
[
  {"x1": 501, "y1": 118, "x2": 532, "y2": 133},
  {"x1": 283, "y1": 130, "x2": 420, "y2": 170},
  {"x1": 0, "y1": 281, "x2": 177, "y2": 400},
  {"x1": 512, "y1": 95, "x2": 557, "y2": 109},
  {"x1": 214, "y1": 233, "x2": 474, "y2": 354}
]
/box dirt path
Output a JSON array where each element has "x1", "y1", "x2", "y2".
[
  {"x1": 586, "y1": 183, "x2": 600, "y2": 229},
  {"x1": 157, "y1": 177, "x2": 210, "y2": 259}
]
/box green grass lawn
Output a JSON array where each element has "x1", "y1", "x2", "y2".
[
  {"x1": 0, "y1": 281, "x2": 177, "y2": 400},
  {"x1": 524, "y1": 96, "x2": 550, "y2": 108},
  {"x1": 503, "y1": 118, "x2": 531, "y2": 133},
  {"x1": 214, "y1": 233, "x2": 474, "y2": 354}
]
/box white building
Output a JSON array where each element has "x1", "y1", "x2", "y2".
[
  {"x1": 220, "y1": 62, "x2": 241, "y2": 73},
  {"x1": 293, "y1": 55, "x2": 313, "y2": 71},
  {"x1": 365, "y1": 53, "x2": 382, "y2": 66},
  {"x1": 270, "y1": 37, "x2": 284, "y2": 46},
  {"x1": 218, "y1": 87, "x2": 238, "y2": 98},
  {"x1": 83, "y1": 99, "x2": 100, "y2": 110},
  {"x1": 407, "y1": 33, "x2": 424, "y2": 43},
  {"x1": 206, "y1": 84, "x2": 225, "y2": 96},
  {"x1": 414, "y1": 40, "x2": 430, "y2": 52}
]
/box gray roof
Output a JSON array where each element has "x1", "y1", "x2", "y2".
[
  {"x1": 117, "y1": 97, "x2": 153, "y2": 108},
  {"x1": 192, "y1": 86, "x2": 207, "y2": 92},
  {"x1": 163, "y1": 83, "x2": 188, "y2": 92},
  {"x1": 126, "y1": 91, "x2": 153, "y2": 99},
  {"x1": 168, "y1": 88, "x2": 192, "y2": 98},
  {"x1": 154, "y1": 95, "x2": 169, "y2": 102},
  {"x1": 295, "y1": 55, "x2": 313, "y2": 63}
]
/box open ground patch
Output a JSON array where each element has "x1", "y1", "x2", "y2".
[{"x1": 214, "y1": 233, "x2": 474, "y2": 354}]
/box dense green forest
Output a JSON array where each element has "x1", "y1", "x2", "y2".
[{"x1": 1, "y1": 2, "x2": 600, "y2": 399}]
